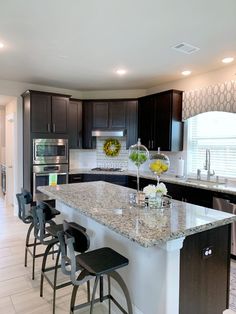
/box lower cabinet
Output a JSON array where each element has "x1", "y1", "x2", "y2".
[
  {"x1": 69, "y1": 174, "x2": 128, "y2": 187},
  {"x1": 180, "y1": 224, "x2": 230, "y2": 314}
]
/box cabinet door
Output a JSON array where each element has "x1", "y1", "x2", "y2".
[
  {"x1": 93, "y1": 102, "x2": 109, "y2": 129},
  {"x1": 155, "y1": 92, "x2": 172, "y2": 151},
  {"x1": 126, "y1": 101, "x2": 138, "y2": 148},
  {"x1": 82, "y1": 102, "x2": 96, "y2": 149},
  {"x1": 69, "y1": 174, "x2": 83, "y2": 183},
  {"x1": 109, "y1": 102, "x2": 126, "y2": 128},
  {"x1": 31, "y1": 93, "x2": 51, "y2": 133},
  {"x1": 138, "y1": 96, "x2": 155, "y2": 150},
  {"x1": 68, "y1": 100, "x2": 82, "y2": 149},
  {"x1": 51, "y1": 96, "x2": 68, "y2": 134}
]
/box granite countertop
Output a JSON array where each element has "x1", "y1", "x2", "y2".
[
  {"x1": 69, "y1": 168, "x2": 236, "y2": 196},
  {"x1": 38, "y1": 182, "x2": 236, "y2": 248}
]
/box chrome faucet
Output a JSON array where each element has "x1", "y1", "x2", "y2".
[{"x1": 204, "y1": 149, "x2": 215, "y2": 181}]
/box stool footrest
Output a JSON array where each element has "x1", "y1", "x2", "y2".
[{"x1": 73, "y1": 294, "x2": 129, "y2": 314}]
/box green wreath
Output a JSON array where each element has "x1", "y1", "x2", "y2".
[{"x1": 103, "y1": 138, "x2": 121, "y2": 157}]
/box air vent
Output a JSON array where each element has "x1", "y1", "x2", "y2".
[{"x1": 172, "y1": 42, "x2": 200, "y2": 54}]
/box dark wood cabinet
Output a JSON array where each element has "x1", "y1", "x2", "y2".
[
  {"x1": 138, "y1": 90, "x2": 183, "y2": 151},
  {"x1": 82, "y1": 101, "x2": 96, "y2": 149},
  {"x1": 82, "y1": 100, "x2": 138, "y2": 149},
  {"x1": 28, "y1": 91, "x2": 69, "y2": 135},
  {"x1": 69, "y1": 173, "x2": 128, "y2": 187},
  {"x1": 51, "y1": 96, "x2": 68, "y2": 134},
  {"x1": 93, "y1": 102, "x2": 109, "y2": 129},
  {"x1": 22, "y1": 90, "x2": 71, "y2": 194},
  {"x1": 109, "y1": 101, "x2": 127, "y2": 128},
  {"x1": 180, "y1": 224, "x2": 230, "y2": 314},
  {"x1": 31, "y1": 93, "x2": 51, "y2": 133},
  {"x1": 68, "y1": 99, "x2": 82, "y2": 149}
]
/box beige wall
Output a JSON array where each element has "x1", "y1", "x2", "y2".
[
  {"x1": 5, "y1": 98, "x2": 17, "y2": 208},
  {"x1": 146, "y1": 64, "x2": 236, "y2": 95}
]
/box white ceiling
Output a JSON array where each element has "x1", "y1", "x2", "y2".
[{"x1": 0, "y1": 0, "x2": 235, "y2": 91}]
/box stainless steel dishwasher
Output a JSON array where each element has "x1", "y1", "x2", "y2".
[{"x1": 213, "y1": 196, "x2": 236, "y2": 255}]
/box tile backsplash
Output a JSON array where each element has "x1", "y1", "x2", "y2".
[
  {"x1": 96, "y1": 137, "x2": 128, "y2": 169},
  {"x1": 70, "y1": 136, "x2": 187, "y2": 176}
]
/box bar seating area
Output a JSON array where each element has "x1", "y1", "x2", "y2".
[{"x1": 15, "y1": 190, "x2": 133, "y2": 314}]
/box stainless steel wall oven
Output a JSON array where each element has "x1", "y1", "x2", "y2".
[{"x1": 32, "y1": 138, "x2": 69, "y2": 197}]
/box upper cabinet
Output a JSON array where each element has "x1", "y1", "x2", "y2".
[
  {"x1": 82, "y1": 100, "x2": 138, "y2": 149},
  {"x1": 68, "y1": 99, "x2": 83, "y2": 149},
  {"x1": 138, "y1": 90, "x2": 183, "y2": 151},
  {"x1": 25, "y1": 90, "x2": 70, "y2": 135}
]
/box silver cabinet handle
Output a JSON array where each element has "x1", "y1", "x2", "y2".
[{"x1": 53, "y1": 123, "x2": 56, "y2": 133}]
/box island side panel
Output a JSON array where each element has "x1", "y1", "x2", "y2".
[
  {"x1": 179, "y1": 224, "x2": 231, "y2": 314},
  {"x1": 55, "y1": 200, "x2": 182, "y2": 314}
]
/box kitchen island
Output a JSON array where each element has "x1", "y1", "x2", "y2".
[{"x1": 39, "y1": 182, "x2": 236, "y2": 314}]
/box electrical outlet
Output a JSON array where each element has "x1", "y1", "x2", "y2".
[{"x1": 202, "y1": 246, "x2": 213, "y2": 259}]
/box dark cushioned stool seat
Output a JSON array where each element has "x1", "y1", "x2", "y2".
[
  {"x1": 76, "y1": 247, "x2": 129, "y2": 276},
  {"x1": 45, "y1": 224, "x2": 64, "y2": 237}
]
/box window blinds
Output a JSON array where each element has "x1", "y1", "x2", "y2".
[{"x1": 187, "y1": 112, "x2": 236, "y2": 178}]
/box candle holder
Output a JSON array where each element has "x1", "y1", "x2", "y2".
[{"x1": 129, "y1": 139, "x2": 149, "y2": 192}]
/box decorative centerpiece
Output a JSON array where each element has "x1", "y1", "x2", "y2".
[
  {"x1": 149, "y1": 148, "x2": 170, "y2": 185},
  {"x1": 103, "y1": 138, "x2": 121, "y2": 157},
  {"x1": 143, "y1": 183, "x2": 170, "y2": 208},
  {"x1": 129, "y1": 138, "x2": 149, "y2": 192}
]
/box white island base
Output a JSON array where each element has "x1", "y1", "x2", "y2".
[{"x1": 56, "y1": 200, "x2": 185, "y2": 314}]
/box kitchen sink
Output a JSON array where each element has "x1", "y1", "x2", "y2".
[{"x1": 185, "y1": 178, "x2": 225, "y2": 186}]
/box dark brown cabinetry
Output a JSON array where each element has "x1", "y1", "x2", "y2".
[
  {"x1": 82, "y1": 100, "x2": 138, "y2": 149},
  {"x1": 138, "y1": 90, "x2": 183, "y2": 151},
  {"x1": 180, "y1": 224, "x2": 230, "y2": 314},
  {"x1": 68, "y1": 99, "x2": 82, "y2": 149},
  {"x1": 22, "y1": 90, "x2": 71, "y2": 193},
  {"x1": 69, "y1": 173, "x2": 127, "y2": 186},
  {"x1": 29, "y1": 91, "x2": 69, "y2": 134}
]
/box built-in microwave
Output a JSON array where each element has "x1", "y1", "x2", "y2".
[{"x1": 33, "y1": 138, "x2": 68, "y2": 165}]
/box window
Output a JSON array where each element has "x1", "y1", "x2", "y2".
[{"x1": 187, "y1": 111, "x2": 236, "y2": 178}]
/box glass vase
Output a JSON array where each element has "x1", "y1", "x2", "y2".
[
  {"x1": 149, "y1": 148, "x2": 170, "y2": 185},
  {"x1": 129, "y1": 138, "x2": 149, "y2": 192}
]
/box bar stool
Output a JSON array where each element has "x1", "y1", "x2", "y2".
[
  {"x1": 16, "y1": 190, "x2": 60, "y2": 280},
  {"x1": 58, "y1": 220, "x2": 133, "y2": 314},
  {"x1": 32, "y1": 203, "x2": 90, "y2": 314}
]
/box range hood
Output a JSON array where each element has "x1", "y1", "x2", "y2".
[{"x1": 92, "y1": 130, "x2": 126, "y2": 137}]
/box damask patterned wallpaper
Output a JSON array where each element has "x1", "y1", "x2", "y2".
[{"x1": 182, "y1": 80, "x2": 236, "y2": 120}]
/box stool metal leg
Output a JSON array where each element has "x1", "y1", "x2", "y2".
[
  {"x1": 40, "y1": 242, "x2": 54, "y2": 297},
  {"x1": 52, "y1": 246, "x2": 61, "y2": 314},
  {"x1": 87, "y1": 281, "x2": 90, "y2": 302},
  {"x1": 70, "y1": 284, "x2": 80, "y2": 314},
  {"x1": 32, "y1": 237, "x2": 37, "y2": 280},
  {"x1": 25, "y1": 222, "x2": 34, "y2": 267},
  {"x1": 107, "y1": 274, "x2": 111, "y2": 314},
  {"x1": 90, "y1": 276, "x2": 99, "y2": 314},
  {"x1": 109, "y1": 271, "x2": 133, "y2": 314}
]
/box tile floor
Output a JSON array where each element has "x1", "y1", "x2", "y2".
[
  {"x1": 1, "y1": 196, "x2": 236, "y2": 313},
  {"x1": 0, "y1": 198, "x2": 106, "y2": 313}
]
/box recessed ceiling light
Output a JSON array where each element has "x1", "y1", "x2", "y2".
[
  {"x1": 116, "y1": 69, "x2": 127, "y2": 75},
  {"x1": 181, "y1": 70, "x2": 191, "y2": 76},
  {"x1": 222, "y1": 57, "x2": 234, "y2": 64},
  {"x1": 0, "y1": 42, "x2": 4, "y2": 49}
]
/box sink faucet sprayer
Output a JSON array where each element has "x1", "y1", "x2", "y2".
[{"x1": 204, "y1": 149, "x2": 215, "y2": 181}]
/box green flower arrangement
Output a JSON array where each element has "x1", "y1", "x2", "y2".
[{"x1": 103, "y1": 138, "x2": 121, "y2": 157}]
